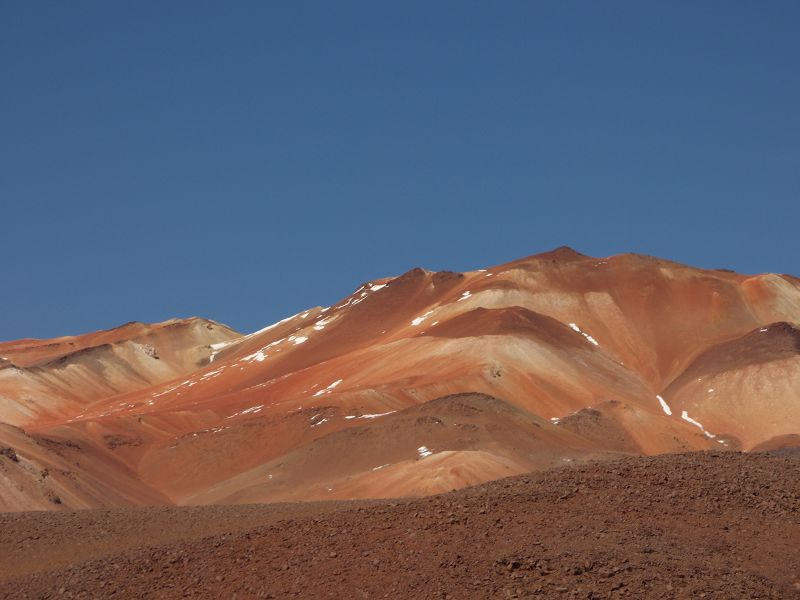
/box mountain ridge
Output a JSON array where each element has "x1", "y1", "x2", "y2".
[{"x1": 1, "y1": 247, "x2": 798, "y2": 511}]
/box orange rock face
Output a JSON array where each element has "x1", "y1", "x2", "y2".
[{"x1": 1, "y1": 248, "x2": 798, "y2": 511}]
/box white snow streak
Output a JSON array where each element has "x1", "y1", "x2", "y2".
[
  {"x1": 344, "y1": 411, "x2": 396, "y2": 420},
  {"x1": 313, "y1": 379, "x2": 343, "y2": 396},
  {"x1": 208, "y1": 340, "x2": 236, "y2": 363},
  {"x1": 656, "y1": 395, "x2": 672, "y2": 416},
  {"x1": 417, "y1": 446, "x2": 433, "y2": 458},
  {"x1": 200, "y1": 367, "x2": 225, "y2": 381},
  {"x1": 681, "y1": 410, "x2": 716, "y2": 438},
  {"x1": 411, "y1": 310, "x2": 434, "y2": 326},
  {"x1": 313, "y1": 316, "x2": 333, "y2": 331},
  {"x1": 242, "y1": 350, "x2": 268, "y2": 362},
  {"x1": 569, "y1": 323, "x2": 599, "y2": 346},
  {"x1": 247, "y1": 311, "x2": 305, "y2": 337},
  {"x1": 151, "y1": 378, "x2": 198, "y2": 398},
  {"x1": 226, "y1": 404, "x2": 264, "y2": 419}
]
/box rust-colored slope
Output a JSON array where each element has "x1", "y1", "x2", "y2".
[
  {"x1": 181, "y1": 393, "x2": 611, "y2": 505},
  {"x1": 0, "y1": 424, "x2": 168, "y2": 511},
  {"x1": 0, "y1": 318, "x2": 235, "y2": 368},
  {"x1": 662, "y1": 321, "x2": 800, "y2": 449},
  {"x1": 1, "y1": 248, "x2": 798, "y2": 510},
  {"x1": 0, "y1": 318, "x2": 239, "y2": 428}
]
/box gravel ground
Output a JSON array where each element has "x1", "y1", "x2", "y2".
[{"x1": 2, "y1": 451, "x2": 799, "y2": 599}]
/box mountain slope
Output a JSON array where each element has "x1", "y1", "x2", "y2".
[
  {"x1": 0, "y1": 318, "x2": 239, "y2": 427},
  {"x1": 1, "y1": 248, "x2": 798, "y2": 510}
]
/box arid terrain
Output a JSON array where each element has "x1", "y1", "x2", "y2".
[
  {"x1": 1, "y1": 452, "x2": 798, "y2": 598},
  {"x1": 2, "y1": 248, "x2": 799, "y2": 510},
  {"x1": 1, "y1": 248, "x2": 799, "y2": 597}
]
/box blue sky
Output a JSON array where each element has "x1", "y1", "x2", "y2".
[{"x1": 2, "y1": 2, "x2": 798, "y2": 340}]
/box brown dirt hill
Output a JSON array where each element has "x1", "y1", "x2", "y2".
[
  {"x1": 1, "y1": 452, "x2": 798, "y2": 599},
  {"x1": 0, "y1": 423, "x2": 168, "y2": 512}
]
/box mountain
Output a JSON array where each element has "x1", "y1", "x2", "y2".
[{"x1": 1, "y1": 248, "x2": 799, "y2": 511}]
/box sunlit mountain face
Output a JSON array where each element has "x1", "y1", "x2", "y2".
[{"x1": 1, "y1": 247, "x2": 798, "y2": 511}]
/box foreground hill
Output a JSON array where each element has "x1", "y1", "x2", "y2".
[
  {"x1": 2, "y1": 452, "x2": 798, "y2": 598},
  {"x1": 1, "y1": 248, "x2": 799, "y2": 509}
]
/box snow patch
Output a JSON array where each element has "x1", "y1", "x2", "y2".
[
  {"x1": 411, "y1": 310, "x2": 434, "y2": 326},
  {"x1": 417, "y1": 445, "x2": 433, "y2": 458},
  {"x1": 313, "y1": 379, "x2": 343, "y2": 397},
  {"x1": 656, "y1": 395, "x2": 672, "y2": 416},
  {"x1": 344, "y1": 411, "x2": 396, "y2": 420},
  {"x1": 313, "y1": 316, "x2": 333, "y2": 331},
  {"x1": 200, "y1": 367, "x2": 225, "y2": 381},
  {"x1": 226, "y1": 404, "x2": 264, "y2": 419},
  {"x1": 242, "y1": 350, "x2": 268, "y2": 362},
  {"x1": 456, "y1": 291, "x2": 472, "y2": 302},
  {"x1": 151, "y1": 378, "x2": 198, "y2": 398},
  {"x1": 248, "y1": 311, "x2": 305, "y2": 337},
  {"x1": 681, "y1": 410, "x2": 716, "y2": 438},
  {"x1": 208, "y1": 340, "x2": 236, "y2": 363},
  {"x1": 337, "y1": 283, "x2": 386, "y2": 309},
  {"x1": 568, "y1": 323, "x2": 599, "y2": 346}
]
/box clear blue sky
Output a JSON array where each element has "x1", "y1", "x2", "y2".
[{"x1": 2, "y1": 2, "x2": 798, "y2": 340}]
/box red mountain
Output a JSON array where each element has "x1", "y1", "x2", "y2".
[{"x1": 1, "y1": 248, "x2": 798, "y2": 511}]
